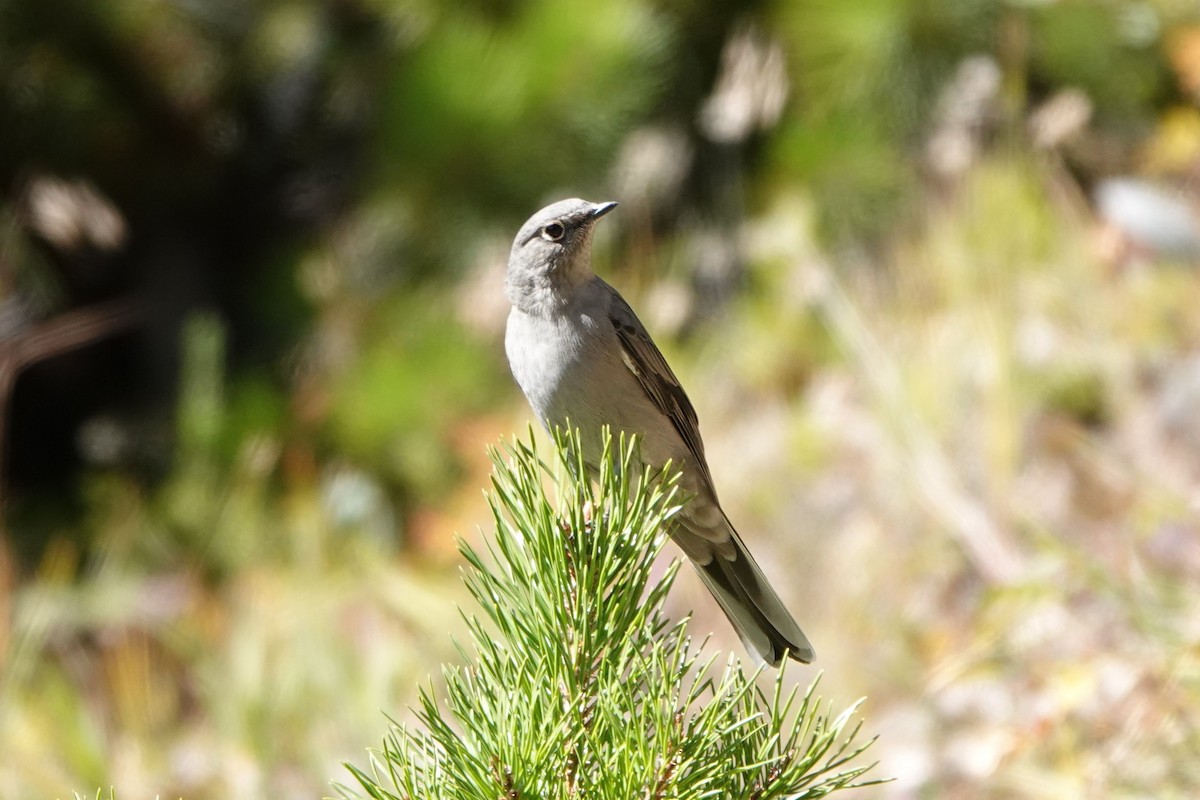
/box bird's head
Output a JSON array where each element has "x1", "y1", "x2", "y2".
[{"x1": 506, "y1": 198, "x2": 617, "y2": 309}]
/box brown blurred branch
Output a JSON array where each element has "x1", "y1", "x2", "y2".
[{"x1": 0, "y1": 296, "x2": 145, "y2": 518}]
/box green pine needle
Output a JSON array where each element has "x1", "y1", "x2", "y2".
[{"x1": 338, "y1": 427, "x2": 882, "y2": 800}]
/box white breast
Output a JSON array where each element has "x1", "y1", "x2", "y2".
[{"x1": 506, "y1": 308, "x2": 592, "y2": 421}]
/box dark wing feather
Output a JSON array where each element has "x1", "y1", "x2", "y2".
[
  {"x1": 604, "y1": 281, "x2": 714, "y2": 490},
  {"x1": 606, "y1": 281, "x2": 816, "y2": 664}
]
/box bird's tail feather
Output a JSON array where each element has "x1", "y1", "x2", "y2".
[{"x1": 688, "y1": 522, "x2": 815, "y2": 666}]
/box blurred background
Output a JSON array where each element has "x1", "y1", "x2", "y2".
[{"x1": 2, "y1": 0, "x2": 1200, "y2": 796}]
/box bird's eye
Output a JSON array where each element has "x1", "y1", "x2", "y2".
[{"x1": 541, "y1": 222, "x2": 565, "y2": 242}]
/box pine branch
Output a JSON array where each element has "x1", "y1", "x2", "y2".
[{"x1": 339, "y1": 427, "x2": 883, "y2": 800}]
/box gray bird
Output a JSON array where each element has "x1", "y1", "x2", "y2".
[{"x1": 504, "y1": 197, "x2": 815, "y2": 665}]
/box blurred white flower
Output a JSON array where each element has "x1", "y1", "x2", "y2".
[
  {"x1": 1028, "y1": 88, "x2": 1093, "y2": 150},
  {"x1": 25, "y1": 175, "x2": 127, "y2": 253},
  {"x1": 926, "y1": 56, "x2": 1002, "y2": 179},
  {"x1": 321, "y1": 464, "x2": 396, "y2": 544},
  {"x1": 699, "y1": 23, "x2": 788, "y2": 144},
  {"x1": 610, "y1": 126, "x2": 692, "y2": 214}
]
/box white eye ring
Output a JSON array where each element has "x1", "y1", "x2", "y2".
[{"x1": 541, "y1": 222, "x2": 565, "y2": 242}]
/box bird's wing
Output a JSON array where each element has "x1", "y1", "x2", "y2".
[
  {"x1": 605, "y1": 281, "x2": 814, "y2": 664},
  {"x1": 604, "y1": 280, "x2": 714, "y2": 490}
]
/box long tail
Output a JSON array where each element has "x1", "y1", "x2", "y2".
[{"x1": 686, "y1": 519, "x2": 815, "y2": 666}]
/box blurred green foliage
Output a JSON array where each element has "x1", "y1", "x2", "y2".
[
  {"x1": 376, "y1": 0, "x2": 674, "y2": 210},
  {"x1": 1031, "y1": 2, "x2": 1168, "y2": 123},
  {"x1": 327, "y1": 291, "x2": 503, "y2": 495},
  {"x1": 772, "y1": 0, "x2": 1001, "y2": 236}
]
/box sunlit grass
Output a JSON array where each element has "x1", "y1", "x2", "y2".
[
  {"x1": 725, "y1": 154, "x2": 1200, "y2": 797},
  {"x1": 1, "y1": 316, "x2": 472, "y2": 799}
]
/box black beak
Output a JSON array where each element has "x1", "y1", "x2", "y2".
[{"x1": 589, "y1": 201, "x2": 618, "y2": 220}]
